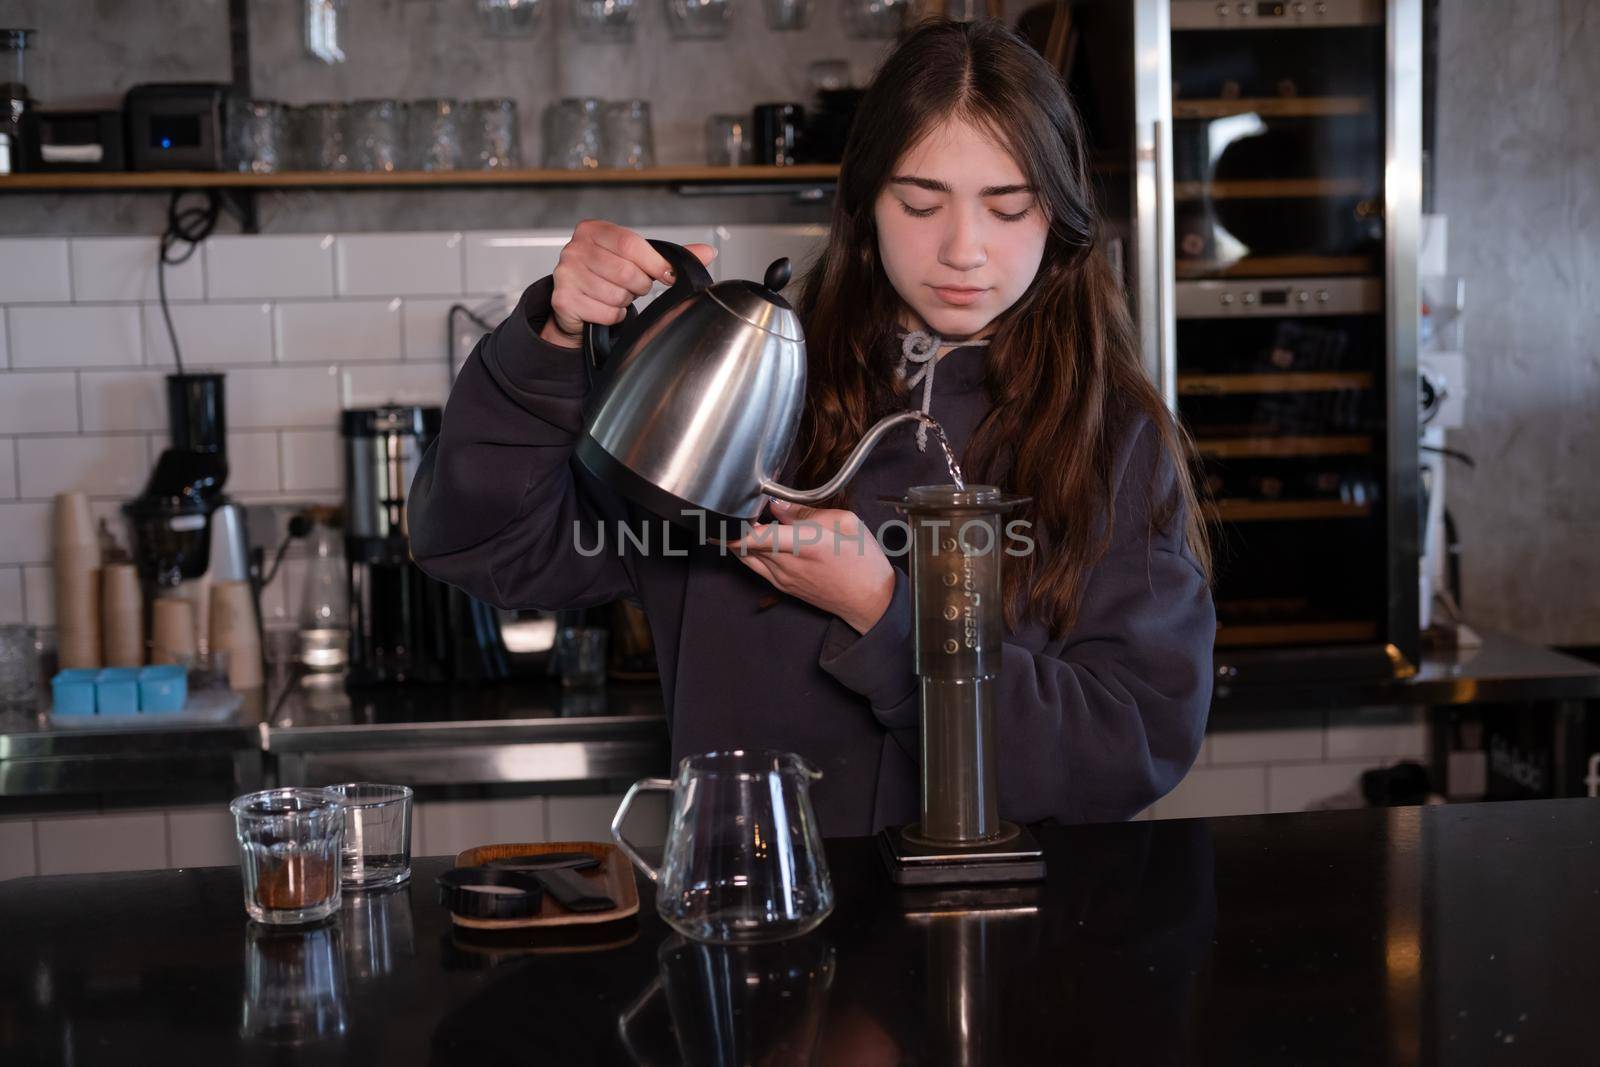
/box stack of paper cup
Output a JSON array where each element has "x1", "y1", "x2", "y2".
[
  {"x1": 53, "y1": 492, "x2": 102, "y2": 670},
  {"x1": 101, "y1": 563, "x2": 145, "y2": 668},
  {"x1": 209, "y1": 580, "x2": 264, "y2": 690},
  {"x1": 151, "y1": 598, "x2": 198, "y2": 665}
]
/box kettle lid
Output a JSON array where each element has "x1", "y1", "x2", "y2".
[{"x1": 706, "y1": 280, "x2": 804, "y2": 343}]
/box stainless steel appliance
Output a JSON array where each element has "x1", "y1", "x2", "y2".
[
  {"x1": 1056, "y1": 0, "x2": 1419, "y2": 680},
  {"x1": 342, "y1": 405, "x2": 451, "y2": 685},
  {"x1": 576, "y1": 240, "x2": 927, "y2": 531}
]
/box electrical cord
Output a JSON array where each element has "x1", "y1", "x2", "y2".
[
  {"x1": 157, "y1": 190, "x2": 223, "y2": 376},
  {"x1": 1421, "y1": 443, "x2": 1476, "y2": 469},
  {"x1": 446, "y1": 303, "x2": 497, "y2": 387}
]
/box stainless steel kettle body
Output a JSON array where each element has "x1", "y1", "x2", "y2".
[{"x1": 574, "y1": 239, "x2": 928, "y2": 532}]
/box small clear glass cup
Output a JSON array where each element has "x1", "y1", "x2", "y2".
[
  {"x1": 466, "y1": 98, "x2": 522, "y2": 169},
  {"x1": 558, "y1": 626, "x2": 608, "y2": 688},
  {"x1": 232, "y1": 788, "x2": 346, "y2": 926},
  {"x1": 227, "y1": 98, "x2": 289, "y2": 173},
  {"x1": 346, "y1": 99, "x2": 404, "y2": 172},
  {"x1": 542, "y1": 98, "x2": 603, "y2": 169},
  {"x1": 406, "y1": 98, "x2": 464, "y2": 171},
  {"x1": 323, "y1": 783, "x2": 413, "y2": 890},
  {"x1": 705, "y1": 114, "x2": 751, "y2": 166},
  {"x1": 0, "y1": 623, "x2": 41, "y2": 710},
  {"x1": 601, "y1": 100, "x2": 654, "y2": 169}
]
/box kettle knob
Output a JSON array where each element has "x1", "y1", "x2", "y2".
[{"x1": 763, "y1": 257, "x2": 792, "y2": 293}]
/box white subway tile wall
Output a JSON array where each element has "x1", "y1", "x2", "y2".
[
  {"x1": 0, "y1": 818, "x2": 36, "y2": 879},
  {"x1": 22, "y1": 565, "x2": 51, "y2": 626},
  {"x1": 0, "y1": 436, "x2": 14, "y2": 499},
  {"x1": 335, "y1": 232, "x2": 465, "y2": 297},
  {"x1": 70, "y1": 237, "x2": 204, "y2": 303},
  {"x1": 275, "y1": 300, "x2": 403, "y2": 363},
  {"x1": 0, "y1": 566, "x2": 22, "y2": 623},
  {"x1": 143, "y1": 302, "x2": 274, "y2": 366},
  {"x1": 204, "y1": 234, "x2": 336, "y2": 299},
  {"x1": 10, "y1": 305, "x2": 143, "y2": 368},
  {"x1": 0, "y1": 239, "x2": 73, "y2": 304}
]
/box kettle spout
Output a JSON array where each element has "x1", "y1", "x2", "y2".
[{"x1": 760, "y1": 410, "x2": 933, "y2": 506}]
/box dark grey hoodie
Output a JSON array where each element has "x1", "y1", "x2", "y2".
[{"x1": 408, "y1": 275, "x2": 1215, "y2": 837}]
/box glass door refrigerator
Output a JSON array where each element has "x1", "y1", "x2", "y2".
[{"x1": 1080, "y1": 0, "x2": 1424, "y2": 682}]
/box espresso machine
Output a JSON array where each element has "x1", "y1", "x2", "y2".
[{"x1": 123, "y1": 373, "x2": 251, "y2": 654}]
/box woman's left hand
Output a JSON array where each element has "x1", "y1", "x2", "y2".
[{"x1": 724, "y1": 498, "x2": 897, "y2": 635}]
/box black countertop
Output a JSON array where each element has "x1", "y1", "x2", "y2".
[{"x1": 5, "y1": 797, "x2": 1600, "y2": 1064}]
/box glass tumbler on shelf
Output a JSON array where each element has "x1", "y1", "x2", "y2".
[
  {"x1": 406, "y1": 98, "x2": 465, "y2": 171},
  {"x1": 840, "y1": 0, "x2": 909, "y2": 38},
  {"x1": 557, "y1": 625, "x2": 608, "y2": 688},
  {"x1": 477, "y1": 0, "x2": 546, "y2": 35},
  {"x1": 346, "y1": 99, "x2": 403, "y2": 172},
  {"x1": 705, "y1": 114, "x2": 751, "y2": 166},
  {"x1": 571, "y1": 0, "x2": 637, "y2": 42},
  {"x1": 601, "y1": 100, "x2": 654, "y2": 169},
  {"x1": 228, "y1": 99, "x2": 289, "y2": 173},
  {"x1": 0, "y1": 623, "x2": 41, "y2": 711},
  {"x1": 542, "y1": 98, "x2": 603, "y2": 169},
  {"x1": 764, "y1": 0, "x2": 811, "y2": 30},
  {"x1": 232, "y1": 788, "x2": 346, "y2": 926},
  {"x1": 322, "y1": 783, "x2": 413, "y2": 891},
  {"x1": 664, "y1": 0, "x2": 734, "y2": 38},
  {"x1": 298, "y1": 102, "x2": 351, "y2": 170},
  {"x1": 466, "y1": 98, "x2": 522, "y2": 169}
]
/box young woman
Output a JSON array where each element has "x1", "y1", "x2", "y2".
[{"x1": 409, "y1": 17, "x2": 1215, "y2": 837}]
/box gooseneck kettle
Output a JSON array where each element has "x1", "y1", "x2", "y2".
[{"x1": 575, "y1": 239, "x2": 928, "y2": 530}]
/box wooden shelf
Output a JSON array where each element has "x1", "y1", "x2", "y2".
[
  {"x1": 1176, "y1": 255, "x2": 1377, "y2": 279},
  {"x1": 1207, "y1": 499, "x2": 1374, "y2": 522},
  {"x1": 1174, "y1": 177, "x2": 1370, "y2": 200},
  {"x1": 1194, "y1": 435, "x2": 1374, "y2": 459},
  {"x1": 1174, "y1": 96, "x2": 1373, "y2": 120},
  {"x1": 1179, "y1": 372, "x2": 1374, "y2": 395},
  {"x1": 1215, "y1": 621, "x2": 1378, "y2": 648},
  {"x1": 0, "y1": 164, "x2": 842, "y2": 192}
]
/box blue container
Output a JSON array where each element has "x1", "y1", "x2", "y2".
[
  {"x1": 51, "y1": 669, "x2": 99, "y2": 715},
  {"x1": 137, "y1": 665, "x2": 188, "y2": 713},
  {"x1": 95, "y1": 668, "x2": 140, "y2": 716}
]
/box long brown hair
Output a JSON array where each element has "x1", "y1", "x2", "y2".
[{"x1": 793, "y1": 16, "x2": 1210, "y2": 640}]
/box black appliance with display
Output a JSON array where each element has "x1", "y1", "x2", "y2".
[{"x1": 124, "y1": 82, "x2": 227, "y2": 171}]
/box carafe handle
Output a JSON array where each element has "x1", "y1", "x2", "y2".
[{"x1": 611, "y1": 777, "x2": 674, "y2": 883}]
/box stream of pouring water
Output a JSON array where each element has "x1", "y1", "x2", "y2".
[{"x1": 923, "y1": 419, "x2": 967, "y2": 491}]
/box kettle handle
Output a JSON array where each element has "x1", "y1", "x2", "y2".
[{"x1": 582, "y1": 239, "x2": 716, "y2": 374}]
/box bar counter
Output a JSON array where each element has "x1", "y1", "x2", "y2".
[{"x1": 4, "y1": 797, "x2": 1599, "y2": 1064}]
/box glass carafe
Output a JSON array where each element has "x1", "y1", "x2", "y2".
[
  {"x1": 298, "y1": 517, "x2": 348, "y2": 673},
  {"x1": 612, "y1": 750, "x2": 833, "y2": 944}
]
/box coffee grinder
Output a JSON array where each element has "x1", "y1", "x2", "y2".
[
  {"x1": 877, "y1": 485, "x2": 1047, "y2": 886},
  {"x1": 342, "y1": 405, "x2": 453, "y2": 685},
  {"x1": 123, "y1": 373, "x2": 251, "y2": 655}
]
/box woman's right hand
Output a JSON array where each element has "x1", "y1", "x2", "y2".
[{"x1": 540, "y1": 219, "x2": 718, "y2": 349}]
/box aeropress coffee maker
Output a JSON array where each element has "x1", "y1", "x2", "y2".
[{"x1": 877, "y1": 485, "x2": 1047, "y2": 886}]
